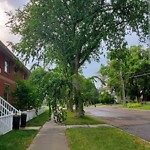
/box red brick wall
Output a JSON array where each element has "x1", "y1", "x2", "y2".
[{"x1": 0, "y1": 51, "x2": 28, "y2": 104}]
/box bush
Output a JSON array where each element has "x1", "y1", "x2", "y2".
[
  {"x1": 99, "y1": 92, "x2": 115, "y2": 104},
  {"x1": 53, "y1": 107, "x2": 67, "y2": 124},
  {"x1": 12, "y1": 80, "x2": 37, "y2": 111}
]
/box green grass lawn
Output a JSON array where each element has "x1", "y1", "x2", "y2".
[
  {"x1": 64, "y1": 111, "x2": 104, "y2": 125},
  {"x1": 66, "y1": 127, "x2": 150, "y2": 150},
  {"x1": 0, "y1": 130, "x2": 38, "y2": 150},
  {"x1": 126, "y1": 103, "x2": 150, "y2": 110},
  {"x1": 26, "y1": 108, "x2": 49, "y2": 126}
]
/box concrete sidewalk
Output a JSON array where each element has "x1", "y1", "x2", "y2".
[
  {"x1": 27, "y1": 120, "x2": 69, "y2": 150},
  {"x1": 27, "y1": 119, "x2": 113, "y2": 150}
]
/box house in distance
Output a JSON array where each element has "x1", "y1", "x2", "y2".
[{"x1": 0, "y1": 41, "x2": 30, "y2": 103}]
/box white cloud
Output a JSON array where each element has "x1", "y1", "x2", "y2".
[
  {"x1": 0, "y1": 0, "x2": 28, "y2": 46},
  {"x1": 0, "y1": 2, "x2": 13, "y2": 45},
  {"x1": 0, "y1": 0, "x2": 29, "y2": 9}
]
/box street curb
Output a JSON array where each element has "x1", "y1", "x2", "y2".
[{"x1": 65, "y1": 124, "x2": 114, "y2": 129}]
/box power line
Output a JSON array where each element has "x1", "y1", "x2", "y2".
[{"x1": 129, "y1": 72, "x2": 150, "y2": 78}]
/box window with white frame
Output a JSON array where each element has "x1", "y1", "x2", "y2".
[{"x1": 4, "y1": 60, "x2": 9, "y2": 73}]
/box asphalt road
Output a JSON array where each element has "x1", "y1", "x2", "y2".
[{"x1": 85, "y1": 105, "x2": 150, "y2": 142}]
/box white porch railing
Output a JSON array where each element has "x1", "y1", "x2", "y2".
[{"x1": 0, "y1": 96, "x2": 20, "y2": 116}]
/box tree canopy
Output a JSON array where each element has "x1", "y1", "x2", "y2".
[
  {"x1": 99, "y1": 46, "x2": 150, "y2": 103},
  {"x1": 7, "y1": 0, "x2": 148, "y2": 63},
  {"x1": 7, "y1": 0, "x2": 148, "y2": 116}
]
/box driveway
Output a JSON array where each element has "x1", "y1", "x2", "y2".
[{"x1": 85, "y1": 105, "x2": 150, "y2": 142}]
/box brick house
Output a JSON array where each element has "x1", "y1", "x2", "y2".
[{"x1": 0, "y1": 41, "x2": 30, "y2": 103}]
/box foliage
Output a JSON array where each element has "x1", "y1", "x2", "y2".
[
  {"x1": 126, "y1": 47, "x2": 150, "y2": 102},
  {"x1": 99, "y1": 46, "x2": 150, "y2": 103},
  {"x1": 64, "y1": 111, "x2": 104, "y2": 125},
  {"x1": 30, "y1": 67, "x2": 68, "y2": 123},
  {"x1": 7, "y1": 0, "x2": 148, "y2": 117},
  {"x1": 77, "y1": 75, "x2": 99, "y2": 105},
  {"x1": 66, "y1": 127, "x2": 150, "y2": 150},
  {"x1": 29, "y1": 68, "x2": 47, "y2": 103},
  {"x1": 12, "y1": 80, "x2": 38, "y2": 111},
  {"x1": 53, "y1": 107, "x2": 67, "y2": 124},
  {"x1": 99, "y1": 91, "x2": 115, "y2": 104},
  {"x1": 7, "y1": 1, "x2": 148, "y2": 62}
]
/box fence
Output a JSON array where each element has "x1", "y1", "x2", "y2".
[
  {"x1": 25, "y1": 107, "x2": 46, "y2": 122},
  {"x1": 0, "y1": 113, "x2": 13, "y2": 135},
  {"x1": 0, "y1": 96, "x2": 20, "y2": 135},
  {"x1": 0, "y1": 107, "x2": 45, "y2": 135}
]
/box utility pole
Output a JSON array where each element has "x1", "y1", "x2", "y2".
[{"x1": 120, "y1": 71, "x2": 126, "y2": 106}]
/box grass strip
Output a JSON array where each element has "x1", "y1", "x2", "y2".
[
  {"x1": 64, "y1": 111, "x2": 104, "y2": 125},
  {"x1": 0, "y1": 130, "x2": 38, "y2": 150},
  {"x1": 26, "y1": 108, "x2": 49, "y2": 126},
  {"x1": 126, "y1": 103, "x2": 150, "y2": 110},
  {"x1": 66, "y1": 127, "x2": 150, "y2": 150}
]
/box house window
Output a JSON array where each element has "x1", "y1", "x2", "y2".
[
  {"x1": 4, "y1": 60, "x2": 10, "y2": 73},
  {"x1": 14, "y1": 66, "x2": 18, "y2": 72},
  {"x1": 4, "y1": 84, "x2": 9, "y2": 101},
  {"x1": 24, "y1": 74, "x2": 27, "y2": 79}
]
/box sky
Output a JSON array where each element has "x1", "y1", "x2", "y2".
[{"x1": 0, "y1": 0, "x2": 142, "y2": 88}]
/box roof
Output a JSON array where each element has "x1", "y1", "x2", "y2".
[{"x1": 0, "y1": 40, "x2": 30, "y2": 75}]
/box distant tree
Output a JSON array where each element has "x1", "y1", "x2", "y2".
[
  {"x1": 126, "y1": 47, "x2": 150, "y2": 102},
  {"x1": 79, "y1": 76, "x2": 99, "y2": 105},
  {"x1": 99, "y1": 91, "x2": 115, "y2": 104},
  {"x1": 99, "y1": 46, "x2": 150, "y2": 103}
]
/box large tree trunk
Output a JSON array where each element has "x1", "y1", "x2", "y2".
[
  {"x1": 75, "y1": 101, "x2": 84, "y2": 117},
  {"x1": 67, "y1": 101, "x2": 73, "y2": 112},
  {"x1": 73, "y1": 57, "x2": 84, "y2": 117},
  {"x1": 66, "y1": 69, "x2": 74, "y2": 111}
]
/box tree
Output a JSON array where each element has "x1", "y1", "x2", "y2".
[
  {"x1": 7, "y1": 0, "x2": 148, "y2": 117},
  {"x1": 126, "y1": 46, "x2": 150, "y2": 102},
  {"x1": 77, "y1": 75, "x2": 99, "y2": 105},
  {"x1": 30, "y1": 67, "x2": 68, "y2": 122},
  {"x1": 29, "y1": 67, "x2": 48, "y2": 101},
  {"x1": 99, "y1": 91, "x2": 115, "y2": 104},
  {"x1": 99, "y1": 46, "x2": 150, "y2": 103}
]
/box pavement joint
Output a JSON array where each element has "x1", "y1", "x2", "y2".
[
  {"x1": 20, "y1": 126, "x2": 41, "y2": 130},
  {"x1": 65, "y1": 124, "x2": 114, "y2": 129}
]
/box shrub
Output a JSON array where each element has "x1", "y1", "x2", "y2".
[
  {"x1": 99, "y1": 92, "x2": 115, "y2": 104},
  {"x1": 127, "y1": 103, "x2": 142, "y2": 108},
  {"x1": 12, "y1": 80, "x2": 37, "y2": 111}
]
